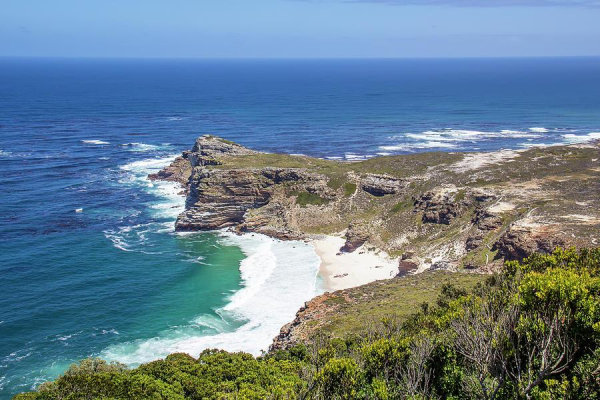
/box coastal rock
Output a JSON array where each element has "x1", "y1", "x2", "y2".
[
  {"x1": 473, "y1": 207, "x2": 503, "y2": 231},
  {"x1": 187, "y1": 135, "x2": 258, "y2": 166},
  {"x1": 340, "y1": 222, "x2": 370, "y2": 253},
  {"x1": 465, "y1": 206, "x2": 504, "y2": 250},
  {"x1": 171, "y1": 135, "x2": 334, "y2": 234},
  {"x1": 148, "y1": 155, "x2": 193, "y2": 190},
  {"x1": 151, "y1": 136, "x2": 598, "y2": 276},
  {"x1": 360, "y1": 174, "x2": 406, "y2": 196}
]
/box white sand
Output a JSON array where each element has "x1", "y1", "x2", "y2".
[
  {"x1": 311, "y1": 235, "x2": 399, "y2": 292},
  {"x1": 449, "y1": 149, "x2": 521, "y2": 172}
]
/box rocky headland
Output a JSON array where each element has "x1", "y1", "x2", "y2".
[
  {"x1": 152, "y1": 135, "x2": 599, "y2": 348},
  {"x1": 154, "y1": 135, "x2": 598, "y2": 267}
]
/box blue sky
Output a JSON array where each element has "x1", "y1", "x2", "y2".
[{"x1": 1, "y1": 0, "x2": 599, "y2": 58}]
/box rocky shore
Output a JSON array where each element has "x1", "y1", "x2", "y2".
[{"x1": 153, "y1": 135, "x2": 599, "y2": 270}]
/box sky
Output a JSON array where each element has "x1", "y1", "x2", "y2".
[{"x1": 1, "y1": 0, "x2": 599, "y2": 58}]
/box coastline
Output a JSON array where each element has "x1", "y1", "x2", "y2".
[{"x1": 311, "y1": 234, "x2": 399, "y2": 292}]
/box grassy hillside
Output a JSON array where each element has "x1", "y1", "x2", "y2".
[{"x1": 281, "y1": 271, "x2": 484, "y2": 342}]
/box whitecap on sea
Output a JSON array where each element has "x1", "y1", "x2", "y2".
[
  {"x1": 81, "y1": 140, "x2": 110, "y2": 145},
  {"x1": 562, "y1": 132, "x2": 600, "y2": 143},
  {"x1": 380, "y1": 128, "x2": 548, "y2": 152},
  {"x1": 122, "y1": 143, "x2": 163, "y2": 152}
]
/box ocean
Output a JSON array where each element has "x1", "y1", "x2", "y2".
[{"x1": 1, "y1": 57, "x2": 600, "y2": 398}]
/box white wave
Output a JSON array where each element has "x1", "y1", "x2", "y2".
[
  {"x1": 345, "y1": 153, "x2": 374, "y2": 160},
  {"x1": 166, "y1": 117, "x2": 183, "y2": 121},
  {"x1": 105, "y1": 155, "x2": 185, "y2": 252},
  {"x1": 0, "y1": 149, "x2": 12, "y2": 156},
  {"x1": 119, "y1": 155, "x2": 185, "y2": 220},
  {"x1": 383, "y1": 128, "x2": 546, "y2": 153},
  {"x1": 380, "y1": 141, "x2": 458, "y2": 151},
  {"x1": 562, "y1": 132, "x2": 600, "y2": 144},
  {"x1": 101, "y1": 233, "x2": 322, "y2": 364},
  {"x1": 529, "y1": 127, "x2": 549, "y2": 133},
  {"x1": 520, "y1": 143, "x2": 550, "y2": 148},
  {"x1": 81, "y1": 139, "x2": 110, "y2": 145},
  {"x1": 122, "y1": 143, "x2": 161, "y2": 152}
]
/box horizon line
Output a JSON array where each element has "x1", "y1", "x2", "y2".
[{"x1": 2, "y1": 55, "x2": 600, "y2": 61}]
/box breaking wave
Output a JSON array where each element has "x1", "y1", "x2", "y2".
[
  {"x1": 102, "y1": 232, "x2": 321, "y2": 364},
  {"x1": 379, "y1": 127, "x2": 598, "y2": 153}
]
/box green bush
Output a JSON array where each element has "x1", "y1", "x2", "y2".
[
  {"x1": 291, "y1": 191, "x2": 329, "y2": 207},
  {"x1": 343, "y1": 182, "x2": 357, "y2": 197}
]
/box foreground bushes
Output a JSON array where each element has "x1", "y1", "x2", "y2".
[{"x1": 16, "y1": 248, "x2": 600, "y2": 399}]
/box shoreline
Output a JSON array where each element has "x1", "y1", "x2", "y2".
[{"x1": 310, "y1": 234, "x2": 399, "y2": 292}]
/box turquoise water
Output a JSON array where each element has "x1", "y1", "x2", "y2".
[{"x1": 1, "y1": 57, "x2": 600, "y2": 398}]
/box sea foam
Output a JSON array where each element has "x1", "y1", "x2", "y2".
[
  {"x1": 102, "y1": 232, "x2": 321, "y2": 364},
  {"x1": 562, "y1": 132, "x2": 600, "y2": 143},
  {"x1": 81, "y1": 140, "x2": 110, "y2": 145}
]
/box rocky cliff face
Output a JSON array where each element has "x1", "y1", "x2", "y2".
[{"x1": 153, "y1": 135, "x2": 600, "y2": 272}]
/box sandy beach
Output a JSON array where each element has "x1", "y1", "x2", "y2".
[{"x1": 311, "y1": 235, "x2": 399, "y2": 292}]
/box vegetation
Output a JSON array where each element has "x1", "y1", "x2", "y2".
[
  {"x1": 304, "y1": 271, "x2": 483, "y2": 339},
  {"x1": 291, "y1": 190, "x2": 330, "y2": 207},
  {"x1": 343, "y1": 182, "x2": 357, "y2": 197},
  {"x1": 16, "y1": 248, "x2": 600, "y2": 399}
]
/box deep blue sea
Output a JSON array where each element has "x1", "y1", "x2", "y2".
[{"x1": 1, "y1": 57, "x2": 600, "y2": 398}]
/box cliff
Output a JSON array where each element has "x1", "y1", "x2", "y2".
[{"x1": 154, "y1": 135, "x2": 600, "y2": 272}]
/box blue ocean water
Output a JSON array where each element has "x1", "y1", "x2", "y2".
[{"x1": 1, "y1": 57, "x2": 600, "y2": 398}]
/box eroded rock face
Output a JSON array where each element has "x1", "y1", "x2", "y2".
[
  {"x1": 397, "y1": 252, "x2": 419, "y2": 277},
  {"x1": 176, "y1": 169, "x2": 273, "y2": 231},
  {"x1": 340, "y1": 222, "x2": 370, "y2": 253},
  {"x1": 465, "y1": 206, "x2": 504, "y2": 250},
  {"x1": 494, "y1": 224, "x2": 566, "y2": 261},
  {"x1": 360, "y1": 174, "x2": 406, "y2": 196},
  {"x1": 415, "y1": 190, "x2": 472, "y2": 225},
  {"x1": 151, "y1": 135, "x2": 332, "y2": 236}
]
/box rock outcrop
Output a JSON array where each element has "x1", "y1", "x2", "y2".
[
  {"x1": 494, "y1": 223, "x2": 566, "y2": 261},
  {"x1": 360, "y1": 174, "x2": 406, "y2": 196},
  {"x1": 397, "y1": 252, "x2": 420, "y2": 277},
  {"x1": 148, "y1": 155, "x2": 193, "y2": 191},
  {"x1": 414, "y1": 189, "x2": 472, "y2": 225},
  {"x1": 340, "y1": 222, "x2": 370, "y2": 253}
]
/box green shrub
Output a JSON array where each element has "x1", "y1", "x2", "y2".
[
  {"x1": 343, "y1": 182, "x2": 357, "y2": 197},
  {"x1": 291, "y1": 191, "x2": 329, "y2": 207}
]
